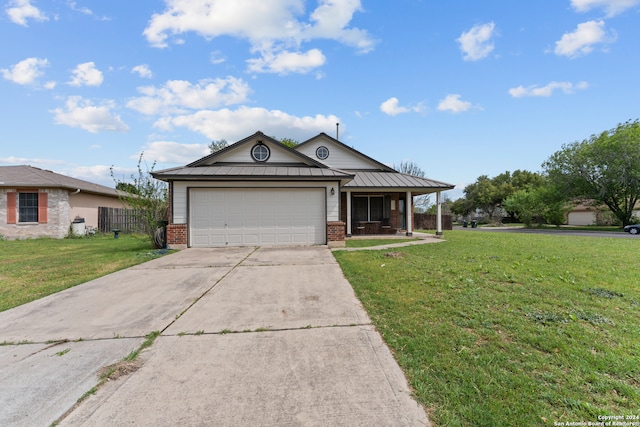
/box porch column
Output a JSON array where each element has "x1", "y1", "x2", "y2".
[
  {"x1": 346, "y1": 190, "x2": 352, "y2": 237},
  {"x1": 436, "y1": 191, "x2": 443, "y2": 236},
  {"x1": 406, "y1": 191, "x2": 413, "y2": 236}
]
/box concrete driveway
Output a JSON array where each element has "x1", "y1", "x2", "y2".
[{"x1": 0, "y1": 246, "x2": 428, "y2": 426}]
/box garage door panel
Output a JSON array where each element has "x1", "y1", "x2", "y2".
[{"x1": 190, "y1": 188, "x2": 325, "y2": 247}]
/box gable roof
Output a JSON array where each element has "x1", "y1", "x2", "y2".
[
  {"x1": 0, "y1": 165, "x2": 120, "y2": 197},
  {"x1": 152, "y1": 131, "x2": 455, "y2": 193},
  {"x1": 296, "y1": 133, "x2": 454, "y2": 193},
  {"x1": 188, "y1": 131, "x2": 328, "y2": 168},
  {"x1": 153, "y1": 131, "x2": 354, "y2": 183},
  {"x1": 296, "y1": 133, "x2": 396, "y2": 172}
]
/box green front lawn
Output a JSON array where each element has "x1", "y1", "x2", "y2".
[
  {"x1": 333, "y1": 231, "x2": 639, "y2": 426},
  {"x1": 0, "y1": 234, "x2": 169, "y2": 312}
]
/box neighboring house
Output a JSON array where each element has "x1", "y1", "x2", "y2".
[
  {"x1": 152, "y1": 131, "x2": 454, "y2": 248},
  {"x1": 567, "y1": 202, "x2": 640, "y2": 226},
  {"x1": 0, "y1": 165, "x2": 124, "y2": 239}
]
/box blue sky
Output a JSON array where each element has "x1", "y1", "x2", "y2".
[{"x1": 2, "y1": 0, "x2": 639, "y2": 199}]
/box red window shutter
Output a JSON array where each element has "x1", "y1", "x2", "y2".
[
  {"x1": 38, "y1": 192, "x2": 48, "y2": 224},
  {"x1": 7, "y1": 192, "x2": 17, "y2": 224}
]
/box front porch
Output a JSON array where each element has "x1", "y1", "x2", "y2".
[{"x1": 341, "y1": 190, "x2": 446, "y2": 237}]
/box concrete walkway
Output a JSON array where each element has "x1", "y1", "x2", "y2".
[
  {"x1": 334, "y1": 231, "x2": 444, "y2": 252},
  {"x1": 0, "y1": 246, "x2": 429, "y2": 426}
]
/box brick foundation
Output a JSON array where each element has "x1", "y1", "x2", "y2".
[
  {"x1": 327, "y1": 221, "x2": 346, "y2": 247},
  {"x1": 166, "y1": 223, "x2": 187, "y2": 248}
]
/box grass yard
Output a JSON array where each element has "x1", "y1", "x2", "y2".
[
  {"x1": 345, "y1": 237, "x2": 419, "y2": 248},
  {"x1": 333, "y1": 231, "x2": 639, "y2": 426},
  {"x1": 0, "y1": 234, "x2": 169, "y2": 312}
]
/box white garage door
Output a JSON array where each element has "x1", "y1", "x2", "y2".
[{"x1": 190, "y1": 188, "x2": 326, "y2": 247}]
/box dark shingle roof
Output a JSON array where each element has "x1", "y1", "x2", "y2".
[{"x1": 0, "y1": 165, "x2": 120, "y2": 197}]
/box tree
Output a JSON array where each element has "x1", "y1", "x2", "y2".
[
  {"x1": 543, "y1": 119, "x2": 640, "y2": 226},
  {"x1": 395, "y1": 161, "x2": 426, "y2": 177},
  {"x1": 462, "y1": 170, "x2": 545, "y2": 222},
  {"x1": 111, "y1": 153, "x2": 168, "y2": 248},
  {"x1": 503, "y1": 189, "x2": 542, "y2": 227},
  {"x1": 208, "y1": 139, "x2": 228, "y2": 153},
  {"x1": 279, "y1": 138, "x2": 299, "y2": 148},
  {"x1": 394, "y1": 161, "x2": 431, "y2": 212}
]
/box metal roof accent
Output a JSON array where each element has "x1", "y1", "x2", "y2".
[
  {"x1": 152, "y1": 165, "x2": 354, "y2": 181},
  {"x1": 0, "y1": 165, "x2": 121, "y2": 197},
  {"x1": 344, "y1": 171, "x2": 455, "y2": 191}
]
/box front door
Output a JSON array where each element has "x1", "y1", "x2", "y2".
[{"x1": 399, "y1": 199, "x2": 406, "y2": 230}]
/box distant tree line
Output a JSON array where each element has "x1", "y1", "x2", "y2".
[{"x1": 451, "y1": 119, "x2": 640, "y2": 227}]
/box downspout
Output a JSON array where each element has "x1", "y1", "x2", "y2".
[{"x1": 71, "y1": 189, "x2": 81, "y2": 195}]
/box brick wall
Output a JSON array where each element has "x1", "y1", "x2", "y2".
[
  {"x1": 0, "y1": 188, "x2": 70, "y2": 239},
  {"x1": 327, "y1": 221, "x2": 345, "y2": 241},
  {"x1": 166, "y1": 223, "x2": 187, "y2": 247}
]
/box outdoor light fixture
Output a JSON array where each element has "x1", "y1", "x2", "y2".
[{"x1": 330, "y1": 187, "x2": 335, "y2": 196}]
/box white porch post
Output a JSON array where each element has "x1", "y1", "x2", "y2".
[
  {"x1": 346, "y1": 190, "x2": 352, "y2": 237},
  {"x1": 436, "y1": 191, "x2": 443, "y2": 236},
  {"x1": 406, "y1": 191, "x2": 413, "y2": 236}
]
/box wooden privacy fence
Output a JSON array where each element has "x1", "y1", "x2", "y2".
[
  {"x1": 414, "y1": 213, "x2": 453, "y2": 231},
  {"x1": 98, "y1": 207, "x2": 147, "y2": 233}
]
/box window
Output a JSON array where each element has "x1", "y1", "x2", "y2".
[
  {"x1": 18, "y1": 192, "x2": 39, "y2": 223},
  {"x1": 251, "y1": 144, "x2": 270, "y2": 162},
  {"x1": 6, "y1": 191, "x2": 47, "y2": 224},
  {"x1": 316, "y1": 146, "x2": 329, "y2": 160},
  {"x1": 353, "y1": 195, "x2": 385, "y2": 222}
]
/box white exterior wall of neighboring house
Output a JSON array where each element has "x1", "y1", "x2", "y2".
[
  {"x1": 0, "y1": 188, "x2": 70, "y2": 239},
  {"x1": 69, "y1": 192, "x2": 123, "y2": 230},
  {"x1": 171, "y1": 180, "x2": 341, "y2": 224}
]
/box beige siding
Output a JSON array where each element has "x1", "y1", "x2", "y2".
[
  {"x1": 567, "y1": 211, "x2": 596, "y2": 226},
  {"x1": 69, "y1": 192, "x2": 124, "y2": 229}
]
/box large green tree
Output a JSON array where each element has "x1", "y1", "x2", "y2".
[
  {"x1": 463, "y1": 170, "x2": 544, "y2": 221},
  {"x1": 543, "y1": 119, "x2": 640, "y2": 226}
]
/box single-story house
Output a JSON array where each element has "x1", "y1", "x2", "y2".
[
  {"x1": 567, "y1": 201, "x2": 640, "y2": 226},
  {"x1": 152, "y1": 131, "x2": 454, "y2": 248},
  {"x1": 0, "y1": 165, "x2": 124, "y2": 239}
]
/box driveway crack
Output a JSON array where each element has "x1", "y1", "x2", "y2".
[{"x1": 159, "y1": 246, "x2": 260, "y2": 334}]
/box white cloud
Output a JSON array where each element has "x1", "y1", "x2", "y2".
[
  {"x1": 138, "y1": 141, "x2": 210, "y2": 164},
  {"x1": 210, "y1": 51, "x2": 226, "y2": 65},
  {"x1": 132, "y1": 64, "x2": 153, "y2": 79},
  {"x1": 51, "y1": 96, "x2": 129, "y2": 133},
  {"x1": 142, "y1": 0, "x2": 374, "y2": 74},
  {"x1": 247, "y1": 48, "x2": 326, "y2": 74},
  {"x1": 0, "y1": 155, "x2": 65, "y2": 166},
  {"x1": 1, "y1": 57, "x2": 49, "y2": 85},
  {"x1": 127, "y1": 77, "x2": 251, "y2": 116},
  {"x1": 5, "y1": 0, "x2": 48, "y2": 26},
  {"x1": 554, "y1": 20, "x2": 615, "y2": 58},
  {"x1": 457, "y1": 22, "x2": 496, "y2": 61},
  {"x1": 155, "y1": 106, "x2": 340, "y2": 142},
  {"x1": 570, "y1": 0, "x2": 640, "y2": 16},
  {"x1": 379, "y1": 97, "x2": 425, "y2": 116},
  {"x1": 437, "y1": 94, "x2": 473, "y2": 113},
  {"x1": 508, "y1": 81, "x2": 589, "y2": 97},
  {"x1": 68, "y1": 62, "x2": 104, "y2": 86}
]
